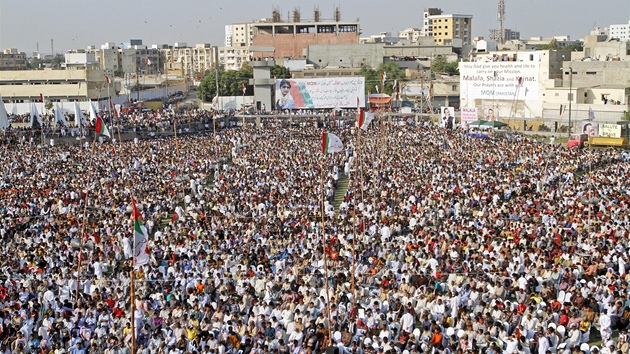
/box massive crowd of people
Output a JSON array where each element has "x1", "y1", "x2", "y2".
[{"x1": 0, "y1": 114, "x2": 629, "y2": 354}]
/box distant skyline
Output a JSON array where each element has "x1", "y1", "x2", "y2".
[{"x1": 1, "y1": 0, "x2": 629, "y2": 55}]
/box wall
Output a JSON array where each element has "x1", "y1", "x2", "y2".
[
  {"x1": 305, "y1": 43, "x2": 383, "y2": 69},
  {"x1": 253, "y1": 32, "x2": 359, "y2": 59},
  {"x1": 3, "y1": 83, "x2": 188, "y2": 115}
]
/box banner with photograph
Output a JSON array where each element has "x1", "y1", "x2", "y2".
[
  {"x1": 275, "y1": 77, "x2": 365, "y2": 110},
  {"x1": 440, "y1": 107, "x2": 455, "y2": 129},
  {"x1": 582, "y1": 121, "x2": 599, "y2": 137},
  {"x1": 460, "y1": 107, "x2": 478, "y2": 127}
]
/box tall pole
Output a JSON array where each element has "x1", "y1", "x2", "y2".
[
  {"x1": 130, "y1": 268, "x2": 136, "y2": 354},
  {"x1": 568, "y1": 67, "x2": 573, "y2": 138},
  {"x1": 76, "y1": 132, "x2": 98, "y2": 305},
  {"x1": 320, "y1": 164, "x2": 333, "y2": 344}
]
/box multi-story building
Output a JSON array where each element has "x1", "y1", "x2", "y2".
[
  {"x1": 230, "y1": 22, "x2": 254, "y2": 47},
  {"x1": 217, "y1": 46, "x2": 250, "y2": 71},
  {"x1": 610, "y1": 21, "x2": 630, "y2": 41},
  {"x1": 250, "y1": 19, "x2": 359, "y2": 59},
  {"x1": 0, "y1": 49, "x2": 28, "y2": 71},
  {"x1": 421, "y1": 8, "x2": 443, "y2": 37},
  {"x1": 225, "y1": 25, "x2": 233, "y2": 47},
  {"x1": 86, "y1": 41, "x2": 160, "y2": 75},
  {"x1": 489, "y1": 29, "x2": 520, "y2": 43},
  {"x1": 428, "y1": 13, "x2": 473, "y2": 45},
  {"x1": 192, "y1": 44, "x2": 218, "y2": 76},
  {"x1": 398, "y1": 28, "x2": 423, "y2": 43}
]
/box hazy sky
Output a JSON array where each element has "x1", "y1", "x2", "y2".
[{"x1": 1, "y1": 0, "x2": 629, "y2": 55}]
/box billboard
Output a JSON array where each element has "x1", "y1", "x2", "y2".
[
  {"x1": 600, "y1": 123, "x2": 621, "y2": 138},
  {"x1": 440, "y1": 107, "x2": 455, "y2": 129},
  {"x1": 459, "y1": 61, "x2": 540, "y2": 100},
  {"x1": 460, "y1": 107, "x2": 478, "y2": 127},
  {"x1": 582, "y1": 121, "x2": 599, "y2": 137},
  {"x1": 275, "y1": 78, "x2": 365, "y2": 110}
]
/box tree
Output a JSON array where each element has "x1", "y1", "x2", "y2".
[
  {"x1": 197, "y1": 66, "x2": 254, "y2": 101},
  {"x1": 45, "y1": 101, "x2": 53, "y2": 111},
  {"x1": 271, "y1": 65, "x2": 290, "y2": 79},
  {"x1": 431, "y1": 56, "x2": 459, "y2": 75},
  {"x1": 359, "y1": 62, "x2": 405, "y2": 95},
  {"x1": 538, "y1": 39, "x2": 559, "y2": 50},
  {"x1": 623, "y1": 110, "x2": 630, "y2": 121},
  {"x1": 114, "y1": 69, "x2": 124, "y2": 77},
  {"x1": 197, "y1": 68, "x2": 223, "y2": 101}
]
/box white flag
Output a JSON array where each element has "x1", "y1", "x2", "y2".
[
  {"x1": 30, "y1": 103, "x2": 43, "y2": 128},
  {"x1": 322, "y1": 132, "x2": 344, "y2": 154},
  {"x1": 0, "y1": 95, "x2": 8, "y2": 129},
  {"x1": 54, "y1": 103, "x2": 68, "y2": 126}
]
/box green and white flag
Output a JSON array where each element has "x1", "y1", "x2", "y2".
[
  {"x1": 321, "y1": 131, "x2": 344, "y2": 154},
  {"x1": 132, "y1": 200, "x2": 150, "y2": 268}
]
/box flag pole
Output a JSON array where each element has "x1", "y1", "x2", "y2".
[
  {"x1": 75, "y1": 125, "x2": 98, "y2": 305},
  {"x1": 319, "y1": 162, "x2": 333, "y2": 345},
  {"x1": 130, "y1": 265, "x2": 136, "y2": 354}
]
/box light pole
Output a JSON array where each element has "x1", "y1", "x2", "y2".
[{"x1": 567, "y1": 66, "x2": 573, "y2": 139}]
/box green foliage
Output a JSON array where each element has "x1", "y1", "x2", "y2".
[
  {"x1": 271, "y1": 65, "x2": 290, "y2": 79},
  {"x1": 538, "y1": 124, "x2": 551, "y2": 132},
  {"x1": 114, "y1": 69, "x2": 124, "y2": 77},
  {"x1": 358, "y1": 62, "x2": 405, "y2": 95},
  {"x1": 197, "y1": 66, "x2": 254, "y2": 101},
  {"x1": 45, "y1": 101, "x2": 53, "y2": 111},
  {"x1": 623, "y1": 110, "x2": 630, "y2": 121},
  {"x1": 431, "y1": 56, "x2": 459, "y2": 75}
]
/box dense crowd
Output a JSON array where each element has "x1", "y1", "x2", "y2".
[{"x1": 0, "y1": 116, "x2": 629, "y2": 354}]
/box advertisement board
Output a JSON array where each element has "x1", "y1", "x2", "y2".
[
  {"x1": 275, "y1": 77, "x2": 365, "y2": 110},
  {"x1": 600, "y1": 123, "x2": 621, "y2": 138},
  {"x1": 460, "y1": 107, "x2": 478, "y2": 127},
  {"x1": 459, "y1": 61, "x2": 540, "y2": 100},
  {"x1": 582, "y1": 121, "x2": 599, "y2": 137}
]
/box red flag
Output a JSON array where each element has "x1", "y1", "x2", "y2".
[
  {"x1": 172, "y1": 211, "x2": 178, "y2": 222},
  {"x1": 359, "y1": 220, "x2": 365, "y2": 232},
  {"x1": 105, "y1": 76, "x2": 111, "y2": 84},
  {"x1": 146, "y1": 58, "x2": 152, "y2": 65},
  {"x1": 93, "y1": 232, "x2": 100, "y2": 244},
  {"x1": 39, "y1": 93, "x2": 44, "y2": 103},
  {"x1": 111, "y1": 146, "x2": 116, "y2": 154},
  {"x1": 242, "y1": 82, "x2": 246, "y2": 94}
]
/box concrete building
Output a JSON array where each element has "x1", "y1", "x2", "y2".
[
  {"x1": 217, "y1": 46, "x2": 250, "y2": 71},
  {"x1": 583, "y1": 34, "x2": 630, "y2": 61},
  {"x1": 427, "y1": 13, "x2": 473, "y2": 45},
  {"x1": 398, "y1": 28, "x2": 423, "y2": 43},
  {"x1": 230, "y1": 23, "x2": 254, "y2": 47},
  {"x1": 0, "y1": 49, "x2": 28, "y2": 71},
  {"x1": 85, "y1": 41, "x2": 161, "y2": 76},
  {"x1": 304, "y1": 39, "x2": 453, "y2": 71},
  {"x1": 489, "y1": 28, "x2": 520, "y2": 43},
  {"x1": 0, "y1": 68, "x2": 109, "y2": 104},
  {"x1": 225, "y1": 25, "x2": 234, "y2": 46},
  {"x1": 360, "y1": 32, "x2": 402, "y2": 45},
  {"x1": 304, "y1": 43, "x2": 384, "y2": 69},
  {"x1": 609, "y1": 21, "x2": 630, "y2": 41},
  {"x1": 63, "y1": 52, "x2": 98, "y2": 70},
  {"x1": 250, "y1": 20, "x2": 359, "y2": 59},
  {"x1": 421, "y1": 8, "x2": 443, "y2": 37}
]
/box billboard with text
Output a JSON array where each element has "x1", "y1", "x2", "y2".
[
  {"x1": 459, "y1": 61, "x2": 540, "y2": 101},
  {"x1": 275, "y1": 77, "x2": 365, "y2": 110}
]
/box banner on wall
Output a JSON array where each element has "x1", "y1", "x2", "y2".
[{"x1": 275, "y1": 77, "x2": 365, "y2": 110}]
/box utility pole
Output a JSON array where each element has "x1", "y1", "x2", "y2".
[{"x1": 567, "y1": 66, "x2": 573, "y2": 138}]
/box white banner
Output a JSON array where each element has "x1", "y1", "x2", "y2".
[
  {"x1": 460, "y1": 61, "x2": 540, "y2": 100},
  {"x1": 460, "y1": 107, "x2": 478, "y2": 127},
  {"x1": 275, "y1": 77, "x2": 365, "y2": 110}
]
